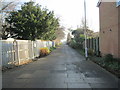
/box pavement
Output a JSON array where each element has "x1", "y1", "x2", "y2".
[{"x1": 2, "y1": 44, "x2": 119, "y2": 89}]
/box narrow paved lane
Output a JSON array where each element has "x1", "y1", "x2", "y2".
[{"x1": 3, "y1": 45, "x2": 119, "y2": 89}]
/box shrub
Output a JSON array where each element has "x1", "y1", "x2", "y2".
[
  {"x1": 50, "y1": 47, "x2": 56, "y2": 52},
  {"x1": 55, "y1": 43, "x2": 60, "y2": 46},
  {"x1": 88, "y1": 48, "x2": 94, "y2": 56},
  {"x1": 40, "y1": 47, "x2": 50, "y2": 57},
  {"x1": 104, "y1": 54, "x2": 113, "y2": 62},
  {"x1": 59, "y1": 43, "x2": 62, "y2": 45},
  {"x1": 96, "y1": 51, "x2": 101, "y2": 57},
  {"x1": 69, "y1": 40, "x2": 77, "y2": 49}
]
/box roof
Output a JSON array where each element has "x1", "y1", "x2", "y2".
[
  {"x1": 97, "y1": 0, "x2": 102, "y2": 7},
  {"x1": 97, "y1": 0, "x2": 120, "y2": 7}
]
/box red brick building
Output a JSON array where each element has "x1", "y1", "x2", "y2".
[{"x1": 97, "y1": 1, "x2": 120, "y2": 58}]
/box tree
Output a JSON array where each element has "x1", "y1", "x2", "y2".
[
  {"x1": 67, "y1": 33, "x2": 71, "y2": 44},
  {"x1": 55, "y1": 26, "x2": 65, "y2": 40},
  {"x1": 71, "y1": 18, "x2": 95, "y2": 49},
  {"x1": 5, "y1": 1, "x2": 59, "y2": 40},
  {"x1": 0, "y1": 0, "x2": 20, "y2": 39},
  {"x1": 71, "y1": 28, "x2": 85, "y2": 48}
]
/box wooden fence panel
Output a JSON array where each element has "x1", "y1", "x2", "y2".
[
  {"x1": 1, "y1": 39, "x2": 54, "y2": 68},
  {"x1": 86, "y1": 37, "x2": 100, "y2": 56},
  {"x1": 2, "y1": 40, "x2": 17, "y2": 67}
]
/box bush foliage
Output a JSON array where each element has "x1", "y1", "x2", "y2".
[
  {"x1": 88, "y1": 48, "x2": 94, "y2": 56},
  {"x1": 50, "y1": 47, "x2": 56, "y2": 52},
  {"x1": 5, "y1": 1, "x2": 59, "y2": 40},
  {"x1": 104, "y1": 54, "x2": 113, "y2": 62},
  {"x1": 40, "y1": 47, "x2": 50, "y2": 57},
  {"x1": 90, "y1": 55, "x2": 120, "y2": 78}
]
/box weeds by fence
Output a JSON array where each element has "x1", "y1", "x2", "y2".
[{"x1": 1, "y1": 39, "x2": 56, "y2": 68}]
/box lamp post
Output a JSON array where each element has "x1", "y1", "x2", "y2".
[{"x1": 84, "y1": 0, "x2": 88, "y2": 60}]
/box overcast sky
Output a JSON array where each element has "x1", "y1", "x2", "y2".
[
  {"x1": 2, "y1": 0, "x2": 100, "y2": 32},
  {"x1": 35, "y1": 0, "x2": 99, "y2": 32}
]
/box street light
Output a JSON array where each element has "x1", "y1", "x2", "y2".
[{"x1": 84, "y1": 0, "x2": 88, "y2": 60}]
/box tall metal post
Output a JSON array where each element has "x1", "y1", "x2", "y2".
[{"x1": 84, "y1": 0, "x2": 88, "y2": 60}]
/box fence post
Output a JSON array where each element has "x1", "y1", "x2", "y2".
[
  {"x1": 0, "y1": 40, "x2": 2, "y2": 69},
  {"x1": 92, "y1": 38, "x2": 94, "y2": 51},
  {"x1": 90, "y1": 39, "x2": 92, "y2": 48},
  {"x1": 32, "y1": 41, "x2": 34, "y2": 59},
  {"x1": 94, "y1": 38, "x2": 96, "y2": 54},
  {"x1": 87, "y1": 39, "x2": 89, "y2": 49},
  {"x1": 87, "y1": 39, "x2": 88, "y2": 49},
  {"x1": 17, "y1": 41, "x2": 20, "y2": 65},
  {"x1": 95, "y1": 37, "x2": 99, "y2": 56},
  {"x1": 13, "y1": 40, "x2": 17, "y2": 65},
  {"x1": 98, "y1": 37, "x2": 100, "y2": 51}
]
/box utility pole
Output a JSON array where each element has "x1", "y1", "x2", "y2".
[{"x1": 84, "y1": 0, "x2": 88, "y2": 60}]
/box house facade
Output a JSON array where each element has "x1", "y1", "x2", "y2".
[{"x1": 98, "y1": 1, "x2": 120, "y2": 58}]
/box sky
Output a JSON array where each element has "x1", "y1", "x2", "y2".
[
  {"x1": 2, "y1": 0, "x2": 100, "y2": 32},
  {"x1": 34, "y1": 0, "x2": 100, "y2": 32}
]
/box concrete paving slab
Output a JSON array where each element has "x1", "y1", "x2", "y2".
[
  {"x1": 67, "y1": 83, "x2": 91, "y2": 88},
  {"x1": 68, "y1": 89, "x2": 92, "y2": 90},
  {"x1": 90, "y1": 83, "x2": 118, "y2": 88},
  {"x1": 17, "y1": 74, "x2": 34, "y2": 79},
  {"x1": 68, "y1": 73, "x2": 85, "y2": 78},
  {"x1": 24, "y1": 82, "x2": 47, "y2": 88},
  {"x1": 3, "y1": 78, "x2": 28, "y2": 88},
  {"x1": 65, "y1": 78, "x2": 85, "y2": 83},
  {"x1": 44, "y1": 83, "x2": 67, "y2": 88},
  {"x1": 84, "y1": 78, "x2": 107, "y2": 84}
]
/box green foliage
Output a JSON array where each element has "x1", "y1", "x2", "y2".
[
  {"x1": 55, "y1": 42, "x2": 62, "y2": 46},
  {"x1": 50, "y1": 46, "x2": 56, "y2": 52},
  {"x1": 70, "y1": 28, "x2": 85, "y2": 49},
  {"x1": 90, "y1": 56, "x2": 120, "y2": 77},
  {"x1": 69, "y1": 39, "x2": 77, "y2": 49},
  {"x1": 76, "y1": 48, "x2": 85, "y2": 56},
  {"x1": 88, "y1": 48, "x2": 94, "y2": 56},
  {"x1": 5, "y1": 1, "x2": 59, "y2": 40},
  {"x1": 69, "y1": 37, "x2": 84, "y2": 49},
  {"x1": 107, "y1": 62, "x2": 119, "y2": 71},
  {"x1": 104, "y1": 54, "x2": 113, "y2": 62},
  {"x1": 70, "y1": 27, "x2": 97, "y2": 49}
]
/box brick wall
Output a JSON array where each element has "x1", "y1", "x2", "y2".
[
  {"x1": 99, "y1": 2, "x2": 119, "y2": 58},
  {"x1": 118, "y1": 6, "x2": 120, "y2": 58}
]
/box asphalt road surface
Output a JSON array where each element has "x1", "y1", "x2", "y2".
[{"x1": 2, "y1": 44, "x2": 119, "y2": 89}]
